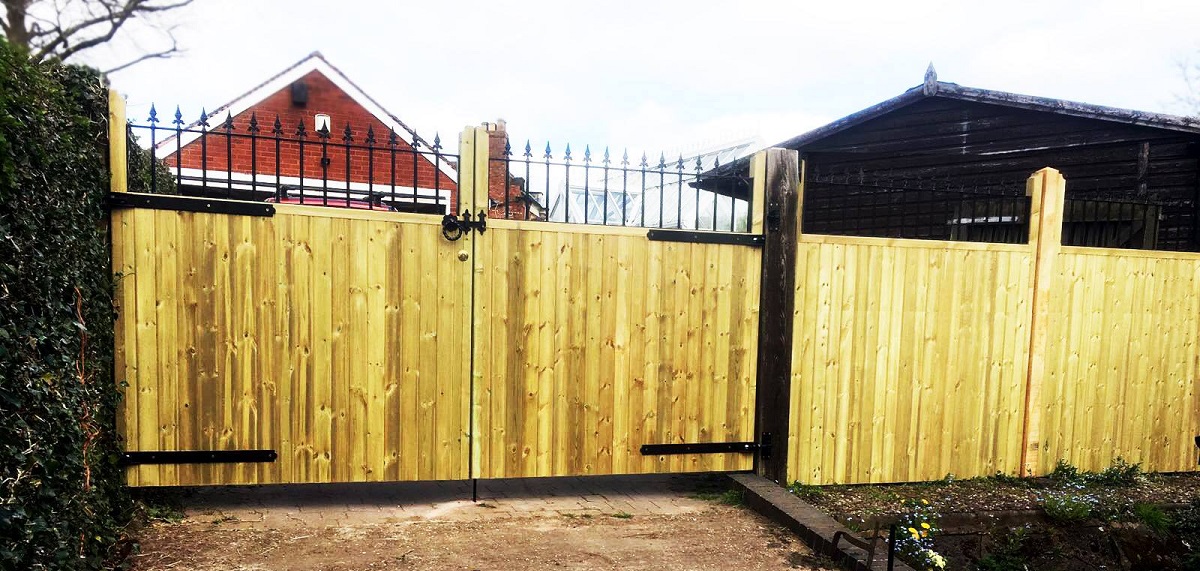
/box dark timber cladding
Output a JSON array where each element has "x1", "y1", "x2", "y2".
[{"x1": 698, "y1": 73, "x2": 1200, "y2": 251}]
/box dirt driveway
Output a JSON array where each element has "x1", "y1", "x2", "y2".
[{"x1": 131, "y1": 474, "x2": 835, "y2": 571}]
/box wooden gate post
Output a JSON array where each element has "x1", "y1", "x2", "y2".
[
  {"x1": 1020, "y1": 167, "x2": 1066, "y2": 477},
  {"x1": 109, "y1": 88, "x2": 127, "y2": 194},
  {"x1": 752, "y1": 148, "x2": 802, "y2": 483}
]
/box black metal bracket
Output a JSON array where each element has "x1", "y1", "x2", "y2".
[
  {"x1": 640, "y1": 437, "x2": 771, "y2": 457},
  {"x1": 646, "y1": 229, "x2": 764, "y2": 246},
  {"x1": 110, "y1": 192, "x2": 275, "y2": 217},
  {"x1": 120, "y1": 449, "x2": 278, "y2": 466},
  {"x1": 441, "y1": 210, "x2": 488, "y2": 241}
]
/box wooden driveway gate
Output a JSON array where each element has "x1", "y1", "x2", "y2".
[{"x1": 112, "y1": 121, "x2": 780, "y2": 486}]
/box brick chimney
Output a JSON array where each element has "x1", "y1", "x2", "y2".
[{"x1": 484, "y1": 119, "x2": 530, "y2": 220}]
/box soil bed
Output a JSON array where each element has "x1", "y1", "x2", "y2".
[
  {"x1": 794, "y1": 471, "x2": 1200, "y2": 570},
  {"x1": 799, "y1": 472, "x2": 1200, "y2": 525}
]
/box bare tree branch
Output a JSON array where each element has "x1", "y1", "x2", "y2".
[
  {"x1": 101, "y1": 27, "x2": 173, "y2": 73},
  {"x1": 3, "y1": 0, "x2": 192, "y2": 69}
]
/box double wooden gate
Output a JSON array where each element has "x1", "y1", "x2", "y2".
[{"x1": 113, "y1": 127, "x2": 768, "y2": 486}]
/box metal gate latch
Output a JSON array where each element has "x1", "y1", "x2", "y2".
[{"x1": 441, "y1": 210, "x2": 488, "y2": 241}]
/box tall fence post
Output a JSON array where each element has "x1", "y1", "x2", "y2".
[
  {"x1": 109, "y1": 88, "x2": 127, "y2": 194},
  {"x1": 1020, "y1": 167, "x2": 1066, "y2": 477},
  {"x1": 753, "y1": 148, "x2": 802, "y2": 483}
]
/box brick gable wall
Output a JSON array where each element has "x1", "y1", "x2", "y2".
[{"x1": 163, "y1": 69, "x2": 460, "y2": 210}]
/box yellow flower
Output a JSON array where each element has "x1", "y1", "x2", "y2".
[
  {"x1": 920, "y1": 531, "x2": 928, "y2": 538},
  {"x1": 921, "y1": 522, "x2": 931, "y2": 530},
  {"x1": 920, "y1": 499, "x2": 930, "y2": 505},
  {"x1": 908, "y1": 527, "x2": 919, "y2": 539}
]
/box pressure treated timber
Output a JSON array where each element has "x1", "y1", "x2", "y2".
[
  {"x1": 1038, "y1": 247, "x2": 1200, "y2": 473},
  {"x1": 114, "y1": 203, "x2": 471, "y2": 486},
  {"x1": 754, "y1": 149, "x2": 801, "y2": 483},
  {"x1": 108, "y1": 89, "x2": 127, "y2": 195},
  {"x1": 471, "y1": 217, "x2": 761, "y2": 478},
  {"x1": 787, "y1": 236, "x2": 1034, "y2": 485}
]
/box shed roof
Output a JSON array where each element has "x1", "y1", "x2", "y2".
[{"x1": 706, "y1": 66, "x2": 1200, "y2": 180}]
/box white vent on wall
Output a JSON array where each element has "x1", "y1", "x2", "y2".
[{"x1": 314, "y1": 113, "x2": 331, "y2": 134}]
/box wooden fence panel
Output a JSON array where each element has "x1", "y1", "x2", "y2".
[
  {"x1": 787, "y1": 236, "x2": 1034, "y2": 484},
  {"x1": 114, "y1": 204, "x2": 471, "y2": 486},
  {"x1": 1039, "y1": 247, "x2": 1200, "y2": 473},
  {"x1": 472, "y1": 220, "x2": 761, "y2": 478}
]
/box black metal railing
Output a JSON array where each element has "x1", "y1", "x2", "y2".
[
  {"x1": 490, "y1": 138, "x2": 754, "y2": 231},
  {"x1": 130, "y1": 106, "x2": 459, "y2": 213}
]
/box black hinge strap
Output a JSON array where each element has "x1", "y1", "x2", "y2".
[
  {"x1": 120, "y1": 449, "x2": 278, "y2": 466},
  {"x1": 646, "y1": 229, "x2": 764, "y2": 246},
  {"x1": 110, "y1": 193, "x2": 275, "y2": 217}
]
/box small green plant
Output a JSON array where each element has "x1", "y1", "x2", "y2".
[
  {"x1": 611, "y1": 511, "x2": 633, "y2": 519},
  {"x1": 1040, "y1": 488, "x2": 1096, "y2": 523},
  {"x1": 143, "y1": 503, "x2": 186, "y2": 524},
  {"x1": 1092, "y1": 457, "x2": 1143, "y2": 487},
  {"x1": 976, "y1": 525, "x2": 1031, "y2": 571},
  {"x1": 1133, "y1": 502, "x2": 1170, "y2": 534},
  {"x1": 691, "y1": 488, "x2": 744, "y2": 506},
  {"x1": 1047, "y1": 458, "x2": 1144, "y2": 487},
  {"x1": 1048, "y1": 459, "x2": 1085, "y2": 485},
  {"x1": 985, "y1": 471, "x2": 1027, "y2": 487},
  {"x1": 787, "y1": 481, "x2": 825, "y2": 500}
]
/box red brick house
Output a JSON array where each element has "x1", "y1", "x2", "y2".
[{"x1": 158, "y1": 52, "x2": 460, "y2": 212}]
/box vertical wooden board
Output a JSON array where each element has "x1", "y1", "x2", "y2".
[
  {"x1": 367, "y1": 222, "x2": 391, "y2": 479},
  {"x1": 416, "y1": 226, "x2": 439, "y2": 479},
  {"x1": 521, "y1": 231, "x2": 542, "y2": 476},
  {"x1": 884, "y1": 246, "x2": 909, "y2": 481},
  {"x1": 381, "y1": 222, "x2": 403, "y2": 481},
  {"x1": 554, "y1": 232, "x2": 575, "y2": 475},
  {"x1": 398, "y1": 223, "x2": 422, "y2": 481},
  {"x1": 864, "y1": 245, "x2": 888, "y2": 482},
  {"x1": 734, "y1": 245, "x2": 759, "y2": 472},
  {"x1": 596, "y1": 235, "x2": 618, "y2": 474},
  {"x1": 253, "y1": 216, "x2": 280, "y2": 484},
  {"x1": 536, "y1": 231, "x2": 556, "y2": 475},
  {"x1": 152, "y1": 212, "x2": 179, "y2": 485},
  {"x1": 471, "y1": 225, "x2": 493, "y2": 479},
  {"x1": 445, "y1": 231, "x2": 467, "y2": 480},
  {"x1": 195, "y1": 210, "x2": 220, "y2": 485},
  {"x1": 567, "y1": 232, "x2": 587, "y2": 474},
  {"x1": 488, "y1": 229, "x2": 512, "y2": 478},
  {"x1": 668, "y1": 242, "x2": 689, "y2": 472},
  {"x1": 132, "y1": 207, "x2": 160, "y2": 485},
  {"x1": 289, "y1": 215, "x2": 314, "y2": 482},
  {"x1": 583, "y1": 235, "x2": 604, "y2": 473},
  {"x1": 643, "y1": 239, "x2": 664, "y2": 473},
  {"x1": 683, "y1": 243, "x2": 705, "y2": 472},
  {"x1": 233, "y1": 216, "x2": 260, "y2": 484},
  {"x1": 625, "y1": 239, "x2": 648, "y2": 472},
  {"x1": 172, "y1": 213, "x2": 199, "y2": 485},
  {"x1": 611, "y1": 236, "x2": 632, "y2": 473},
  {"x1": 811, "y1": 244, "x2": 834, "y2": 482},
  {"x1": 697, "y1": 245, "x2": 719, "y2": 470},
  {"x1": 112, "y1": 210, "x2": 140, "y2": 486},
  {"x1": 310, "y1": 216, "x2": 334, "y2": 482}
]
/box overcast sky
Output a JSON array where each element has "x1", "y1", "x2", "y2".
[{"x1": 84, "y1": 0, "x2": 1200, "y2": 154}]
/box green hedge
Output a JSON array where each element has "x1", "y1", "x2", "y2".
[{"x1": 0, "y1": 38, "x2": 130, "y2": 569}]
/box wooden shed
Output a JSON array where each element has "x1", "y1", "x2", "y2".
[{"x1": 702, "y1": 67, "x2": 1200, "y2": 251}]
